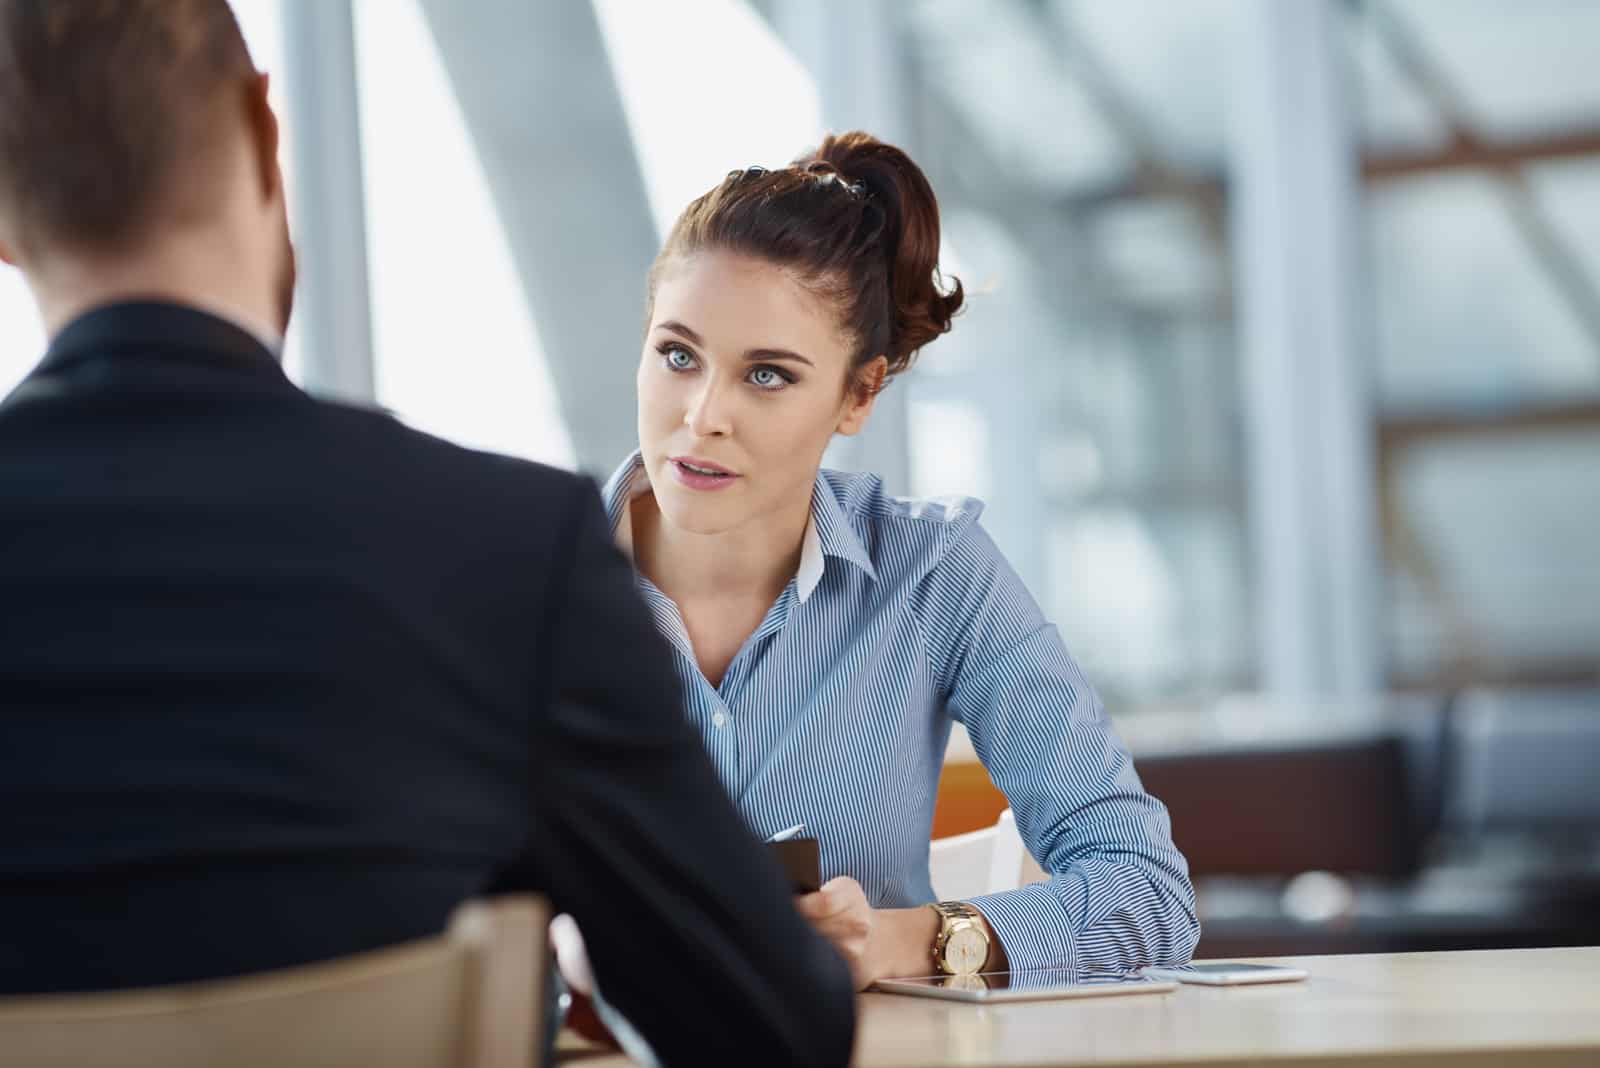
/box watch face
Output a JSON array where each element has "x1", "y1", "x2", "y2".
[{"x1": 945, "y1": 925, "x2": 988, "y2": 974}]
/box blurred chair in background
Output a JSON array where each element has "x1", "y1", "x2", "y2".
[
  {"x1": 1448, "y1": 688, "x2": 1600, "y2": 836},
  {"x1": 929, "y1": 809, "x2": 1047, "y2": 903},
  {"x1": 1136, "y1": 732, "x2": 1427, "y2": 882}
]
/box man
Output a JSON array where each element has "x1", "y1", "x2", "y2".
[{"x1": 0, "y1": 3, "x2": 854, "y2": 1064}]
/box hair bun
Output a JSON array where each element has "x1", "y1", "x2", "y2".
[{"x1": 799, "y1": 131, "x2": 963, "y2": 374}]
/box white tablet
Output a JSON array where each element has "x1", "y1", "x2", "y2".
[{"x1": 872, "y1": 970, "x2": 1178, "y2": 1003}]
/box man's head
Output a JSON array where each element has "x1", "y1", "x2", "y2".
[{"x1": 0, "y1": 0, "x2": 294, "y2": 336}]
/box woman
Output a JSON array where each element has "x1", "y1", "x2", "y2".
[{"x1": 602, "y1": 132, "x2": 1198, "y2": 988}]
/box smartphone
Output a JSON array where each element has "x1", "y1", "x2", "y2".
[
  {"x1": 1142, "y1": 962, "x2": 1308, "y2": 986},
  {"x1": 768, "y1": 836, "x2": 821, "y2": 894}
]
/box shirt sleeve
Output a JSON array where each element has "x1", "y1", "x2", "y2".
[{"x1": 916, "y1": 518, "x2": 1201, "y2": 976}]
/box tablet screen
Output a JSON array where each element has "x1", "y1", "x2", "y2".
[{"x1": 873, "y1": 970, "x2": 1178, "y2": 1003}]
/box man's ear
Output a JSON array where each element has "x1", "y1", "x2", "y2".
[
  {"x1": 244, "y1": 71, "x2": 282, "y2": 201},
  {"x1": 836, "y1": 356, "x2": 889, "y2": 437}
]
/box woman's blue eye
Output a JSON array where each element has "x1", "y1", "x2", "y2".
[
  {"x1": 749, "y1": 366, "x2": 788, "y2": 390},
  {"x1": 663, "y1": 346, "x2": 695, "y2": 370}
]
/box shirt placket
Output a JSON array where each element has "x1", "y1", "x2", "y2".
[
  {"x1": 717, "y1": 582, "x2": 798, "y2": 793},
  {"x1": 636, "y1": 576, "x2": 741, "y2": 791}
]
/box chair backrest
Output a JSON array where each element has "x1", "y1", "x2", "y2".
[
  {"x1": 1448, "y1": 687, "x2": 1600, "y2": 833},
  {"x1": 1136, "y1": 735, "x2": 1419, "y2": 878},
  {"x1": 0, "y1": 895, "x2": 549, "y2": 1068},
  {"x1": 929, "y1": 809, "x2": 1043, "y2": 901}
]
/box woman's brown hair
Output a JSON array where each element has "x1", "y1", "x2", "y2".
[{"x1": 647, "y1": 131, "x2": 964, "y2": 394}]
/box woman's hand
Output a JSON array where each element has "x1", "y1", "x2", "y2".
[
  {"x1": 797, "y1": 884, "x2": 1003, "y2": 990},
  {"x1": 795, "y1": 876, "x2": 876, "y2": 989}
]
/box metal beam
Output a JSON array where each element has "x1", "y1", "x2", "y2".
[
  {"x1": 1055, "y1": 126, "x2": 1600, "y2": 214},
  {"x1": 1231, "y1": 0, "x2": 1382, "y2": 703},
  {"x1": 417, "y1": 0, "x2": 656, "y2": 476},
  {"x1": 1378, "y1": 400, "x2": 1600, "y2": 448},
  {"x1": 1363, "y1": 126, "x2": 1600, "y2": 180},
  {"x1": 1031, "y1": 0, "x2": 1230, "y2": 256},
  {"x1": 1367, "y1": 0, "x2": 1600, "y2": 369}
]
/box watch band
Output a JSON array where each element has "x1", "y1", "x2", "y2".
[
  {"x1": 931, "y1": 901, "x2": 977, "y2": 922},
  {"x1": 929, "y1": 901, "x2": 989, "y2": 974}
]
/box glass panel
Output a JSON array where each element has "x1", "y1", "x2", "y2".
[
  {"x1": 231, "y1": 0, "x2": 304, "y2": 381},
  {"x1": 1367, "y1": 172, "x2": 1600, "y2": 410},
  {"x1": 904, "y1": 0, "x2": 1248, "y2": 708},
  {"x1": 1050, "y1": 503, "x2": 1251, "y2": 697},
  {"x1": 1386, "y1": 429, "x2": 1600, "y2": 684},
  {"x1": 0, "y1": 277, "x2": 43, "y2": 398},
  {"x1": 909, "y1": 0, "x2": 1128, "y2": 190},
  {"x1": 1530, "y1": 157, "x2": 1600, "y2": 307},
  {"x1": 352, "y1": 0, "x2": 572, "y2": 466},
  {"x1": 1348, "y1": 0, "x2": 1600, "y2": 689},
  {"x1": 594, "y1": 0, "x2": 822, "y2": 238},
  {"x1": 1380, "y1": 0, "x2": 1600, "y2": 140},
  {"x1": 1343, "y1": 2, "x2": 1448, "y2": 152},
  {"x1": 908, "y1": 398, "x2": 990, "y2": 502},
  {"x1": 1049, "y1": 0, "x2": 1235, "y2": 168}
]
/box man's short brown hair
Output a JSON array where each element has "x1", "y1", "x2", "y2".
[{"x1": 0, "y1": 0, "x2": 256, "y2": 257}]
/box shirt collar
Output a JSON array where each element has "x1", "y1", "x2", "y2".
[{"x1": 601, "y1": 450, "x2": 877, "y2": 604}]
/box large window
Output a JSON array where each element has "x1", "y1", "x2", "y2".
[
  {"x1": 0, "y1": 276, "x2": 43, "y2": 397},
  {"x1": 594, "y1": 0, "x2": 823, "y2": 238},
  {"x1": 866, "y1": 0, "x2": 1600, "y2": 706},
  {"x1": 353, "y1": 0, "x2": 572, "y2": 467},
  {"x1": 1350, "y1": 0, "x2": 1600, "y2": 690},
  {"x1": 901, "y1": 1, "x2": 1250, "y2": 707}
]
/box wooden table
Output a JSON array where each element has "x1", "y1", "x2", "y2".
[{"x1": 563, "y1": 946, "x2": 1600, "y2": 1066}]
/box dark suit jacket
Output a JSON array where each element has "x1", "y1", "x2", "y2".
[{"x1": 0, "y1": 301, "x2": 854, "y2": 1066}]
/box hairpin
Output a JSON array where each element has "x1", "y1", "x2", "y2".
[
  {"x1": 724, "y1": 162, "x2": 868, "y2": 200},
  {"x1": 804, "y1": 164, "x2": 868, "y2": 199}
]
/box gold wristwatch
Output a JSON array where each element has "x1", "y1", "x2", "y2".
[{"x1": 929, "y1": 901, "x2": 991, "y2": 975}]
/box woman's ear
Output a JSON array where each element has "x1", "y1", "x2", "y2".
[{"x1": 836, "y1": 356, "x2": 889, "y2": 436}]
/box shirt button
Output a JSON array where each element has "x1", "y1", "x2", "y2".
[{"x1": 712, "y1": 712, "x2": 728, "y2": 729}]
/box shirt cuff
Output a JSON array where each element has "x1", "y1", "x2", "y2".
[{"x1": 967, "y1": 873, "x2": 1086, "y2": 975}]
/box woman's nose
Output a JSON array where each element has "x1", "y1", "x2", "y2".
[{"x1": 684, "y1": 378, "x2": 733, "y2": 437}]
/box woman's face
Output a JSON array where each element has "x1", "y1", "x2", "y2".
[{"x1": 637, "y1": 250, "x2": 878, "y2": 537}]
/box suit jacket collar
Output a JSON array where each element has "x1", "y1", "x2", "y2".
[{"x1": 33, "y1": 300, "x2": 290, "y2": 386}]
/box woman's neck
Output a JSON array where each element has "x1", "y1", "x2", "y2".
[{"x1": 631, "y1": 488, "x2": 811, "y2": 606}]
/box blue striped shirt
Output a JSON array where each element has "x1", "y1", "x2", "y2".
[{"x1": 602, "y1": 451, "x2": 1199, "y2": 975}]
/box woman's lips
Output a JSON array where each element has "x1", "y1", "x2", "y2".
[{"x1": 669, "y1": 457, "x2": 740, "y2": 492}]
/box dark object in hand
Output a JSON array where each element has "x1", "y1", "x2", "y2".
[{"x1": 769, "y1": 837, "x2": 822, "y2": 894}]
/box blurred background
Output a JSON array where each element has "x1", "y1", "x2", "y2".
[{"x1": 2, "y1": 0, "x2": 1596, "y2": 957}]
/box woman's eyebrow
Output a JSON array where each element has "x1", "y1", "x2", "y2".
[
  {"x1": 657, "y1": 320, "x2": 703, "y2": 344},
  {"x1": 657, "y1": 320, "x2": 815, "y2": 368},
  {"x1": 744, "y1": 348, "x2": 814, "y2": 367}
]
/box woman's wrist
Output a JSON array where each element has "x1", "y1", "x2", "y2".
[
  {"x1": 867, "y1": 903, "x2": 1009, "y2": 983},
  {"x1": 867, "y1": 906, "x2": 940, "y2": 983}
]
